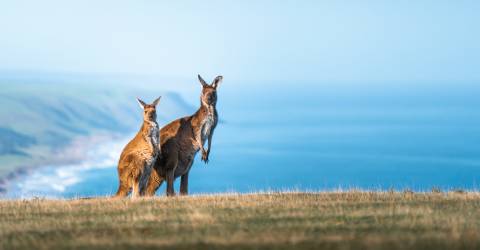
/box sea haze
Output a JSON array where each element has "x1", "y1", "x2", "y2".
[{"x1": 5, "y1": 82, "x2": 480, "y2": 198}]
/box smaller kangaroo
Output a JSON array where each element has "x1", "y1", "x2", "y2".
[
  {"x1": 115, "y1": 97, "x2": 161, "y2": 198},
  {"x1": 143, "y1": 75, "x2": 222, "y2": 197}
]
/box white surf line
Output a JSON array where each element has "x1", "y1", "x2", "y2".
[{"x1": 3, "y1": 135, "x2": 130, "y2": 199}]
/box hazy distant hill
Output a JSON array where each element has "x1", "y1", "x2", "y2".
[{"x1": 0, "y1": 75, "x2": 194, "y2": 178}]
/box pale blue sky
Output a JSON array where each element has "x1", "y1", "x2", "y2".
[{"x1": 0, "y1": 1, "x2": 479, "y2": 83}]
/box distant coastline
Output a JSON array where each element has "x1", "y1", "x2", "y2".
[{"x1": 0, "y1": 133, "x2": 129, "y2": 197}]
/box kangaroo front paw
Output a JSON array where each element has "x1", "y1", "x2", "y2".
[{"x1": 201, "y1": 150, "x2": 209, "y2": 163}]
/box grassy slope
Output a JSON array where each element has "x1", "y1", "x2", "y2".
[
  {"x1": 1, "y1": 192, "x2": 480, "y2": 250},
  {"x1": 0, "y1": 77, "x2": 194, "y2": 178}
]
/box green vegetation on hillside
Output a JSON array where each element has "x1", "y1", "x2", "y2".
[{"x1": 1, "y1": 192, "x2": 480, "y2": 250}]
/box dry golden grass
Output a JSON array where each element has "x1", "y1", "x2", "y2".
[{"x1": 1, "y1": 191, "x2": 480, "y2": 250}]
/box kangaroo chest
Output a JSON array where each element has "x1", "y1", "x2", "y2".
[
  {"x1": 148, "y1": 125, "x2": 160, "y2": 156},
  {"x1": 201, "y1": 112, "x2": 216, "y2": 142},
  {"x1": 141, "y1": 123, "x2": 160, "y2": 162}
]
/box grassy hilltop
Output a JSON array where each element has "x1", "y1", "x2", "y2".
[{"x1": 1, "y1": 192, "x2": 480, "y2": 250}]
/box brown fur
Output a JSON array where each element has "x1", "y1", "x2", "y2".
[
  {"x1": 114, "y1": 97, "x2": 161, "y2": 198},
  {"x1": 142, "y1": 75, "x2": 222, "y2": 196}
]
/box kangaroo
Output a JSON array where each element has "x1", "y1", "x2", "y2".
[
  {"x1": 115, "y1": 97, "x2": 161, "y2": 198},
  {"x1": 142, "y1": 75, "x2": 222, "y2": 197}
]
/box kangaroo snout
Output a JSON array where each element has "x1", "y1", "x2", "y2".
[{"x1": 144, "y1": 110, "x2": 156, "y2": 121}]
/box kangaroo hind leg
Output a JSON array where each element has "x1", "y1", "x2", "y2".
[
  {"x1": 115, "y1": 175, "x2": 131, "y2": 198},
  {"x1": 141, "y1": 167, "x2": 164, "y2": 196},
  {"x1": 180, "y1": 172, "x2": 189, "y2": 196},
  {"x1": 114, "y1": 166, "x2": 132, "y2": 198},
  {"x1": 165, "y1": 154, "x2": 179, "y2": 197}
]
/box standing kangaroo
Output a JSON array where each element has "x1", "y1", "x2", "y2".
[
  {"x1": 142, "y1": 75, "x2": 222, "y2": 196},
  {"x1": 115, "y1": 97, "x2": 161, "y2": 198}
]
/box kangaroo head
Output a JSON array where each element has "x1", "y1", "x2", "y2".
[
  {"x1": 198, "y1": 74, "x2": 223, "y2": 107},
  {"x1": 137, "y1": 97, "x2": 161, "y2": 122}
]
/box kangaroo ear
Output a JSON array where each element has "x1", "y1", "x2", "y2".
[
  {"x1": 136, "y1": 98, "x2": 147, "y2": 109},
  {"x1": 152, "y1": 96, "x2": 161, "y2": 106},
  {"x1": 211, "y1": 75, "x2": 223, "y2": 89},
  {"x1": 198, "y1": 74, "x2": 208, "y2": 88}
]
